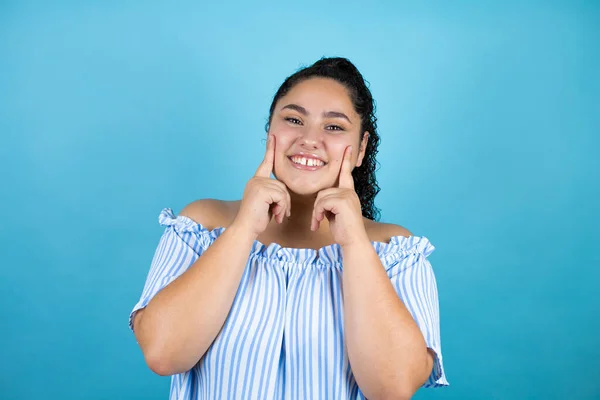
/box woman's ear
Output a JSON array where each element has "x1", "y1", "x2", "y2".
[{"x1": 355, "y1": 132, "x2": 369, "y2": 167}]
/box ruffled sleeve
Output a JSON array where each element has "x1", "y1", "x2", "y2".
[
  {"x1": 128, "y1": 208, "x2": 223, "y2": 331},
  {"x1": 379, "y1": 236, "x2": 449, "y2": 388}
]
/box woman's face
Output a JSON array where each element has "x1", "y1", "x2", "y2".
[{"x1": 268, "y1": 77, "x2": 368, "y2": 196}]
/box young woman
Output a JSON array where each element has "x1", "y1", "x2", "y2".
[{"x1": 130, "y1": 57, "x2": 449, "y2": 399}]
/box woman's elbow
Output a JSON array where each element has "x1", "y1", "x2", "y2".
[
  {"x1": 139, "y1": 334, "x2": 194, "y2": 376},
  {"x1": 380, "y1": 382, "x2": 416, "y2": 400},
  {"x1": 144, "y1": 350, "x2": 180, "y2": 376},
  {"x1": 134, "y1": 311, "x2": 188, "y2": 376}
]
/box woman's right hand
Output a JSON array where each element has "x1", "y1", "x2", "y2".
[{"x1": 232, "y1": 134, "x2": 291, "y2": 238}]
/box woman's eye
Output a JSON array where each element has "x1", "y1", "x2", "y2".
[
  {"x1": 285, "y1": 117, "x2": 302, "y2": 125},
  {"x1": 326, "y1": 125, "x2": 344, "y2": 132}
]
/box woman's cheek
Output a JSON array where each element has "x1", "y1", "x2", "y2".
[
  {"x1": 271, "y1": 126, "x2": 296, "y2": 145},
  {"x1": 271, "y1": 131, "x2": 294, "y2": 177},
  {"x1": 326, "y1": 139, "x2": 350, "y2": 164}
]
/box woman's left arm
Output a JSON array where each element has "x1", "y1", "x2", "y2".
[
  {"x1": 341, "y1": 238, "x2": 434, "y2": 400},
  {"x1": 311, "y1": 147, "x2": 436, "y2": 399}
]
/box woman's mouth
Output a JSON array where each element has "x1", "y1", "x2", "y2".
[{"x1": 287, "y1": 155, "x2": 327, "y2": 171}]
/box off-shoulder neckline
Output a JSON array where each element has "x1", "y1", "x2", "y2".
[{"x1": 158, "y1": 208, "x2": 434, "y2": 265}]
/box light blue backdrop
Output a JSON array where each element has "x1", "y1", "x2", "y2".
[{"x1": 1, "y1": 1, "x2": 598, "y2": 399}]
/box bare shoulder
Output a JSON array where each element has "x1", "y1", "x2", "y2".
[
  {"x1": 179, "y1": 199, "x2": 240, "y2": 230},
  {"x1": 364, "y1": 218, "x2": 413, "y2": 243}
]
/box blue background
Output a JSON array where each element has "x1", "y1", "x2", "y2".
[{"x1": 1, "y1": 1, "x2": 598, "y2": 399}]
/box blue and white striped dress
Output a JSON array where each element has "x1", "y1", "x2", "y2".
[{"x1": 130, "y1": 208, "x2": 449, "y2": 399}]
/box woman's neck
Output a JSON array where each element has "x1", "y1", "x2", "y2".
[{"x1": 273, "y1": 191, "x2": 330, "y2": 239}]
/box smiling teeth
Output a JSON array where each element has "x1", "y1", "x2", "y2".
[{"x1": 291, "y1": 156, "x2": 325, "y2": 167}]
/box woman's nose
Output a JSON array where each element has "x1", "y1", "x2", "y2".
[{"x1": 298, "y1": 126, "x2": 323, "y2": 148}]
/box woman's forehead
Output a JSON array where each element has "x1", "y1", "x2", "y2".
[{"x1": 278, "y1": 78, "x2": 357, "y2": 116}]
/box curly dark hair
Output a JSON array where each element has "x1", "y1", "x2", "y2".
[{"x1": 265, "y1": 57, "x2": 381, "y2": 221}]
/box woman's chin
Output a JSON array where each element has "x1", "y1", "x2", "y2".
[
  {"x1": 276, "y1": 173, "x2": 335, "y2": 197},
  {"x1": 284, "y1": 182, "x2": 330, "y2": 197}
]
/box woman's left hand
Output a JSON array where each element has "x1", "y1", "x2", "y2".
[{"x1": 311, "y1": 146, "x2": 369, "y2": 247}]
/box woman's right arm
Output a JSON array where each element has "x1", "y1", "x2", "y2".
[
  {"x1": 133, "y1": 202, "x2": 257, "y2": 376},
  {"x1": 133, "y1": 134, "x2": 289, "y2": 376}
]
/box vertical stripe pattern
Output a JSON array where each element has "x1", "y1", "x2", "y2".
[{"x1": 130, "y1": 208, "x2": 449, "y2": 399}]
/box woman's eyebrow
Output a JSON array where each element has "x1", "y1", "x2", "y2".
[
  {"x1": 281, "y1": 104, "x2": 352, "y2": 124},
  {"x1": 323, "y1": 111, "x2": 352, "y2": 124},
  {"x1": 281, "y1": 104, "x2": 308, "y2": 115}
]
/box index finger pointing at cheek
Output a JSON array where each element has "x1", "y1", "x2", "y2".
[
  {"x1": 255, "y1": 134, "x2": 275, "y2": 178},
  {"x1": 338, "y1": 145, "x2": 354, "y2": 189}
]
